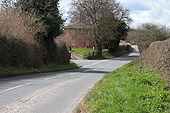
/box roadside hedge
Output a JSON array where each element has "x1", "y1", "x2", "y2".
[
  {"x1": 0, "y1": 35, "x2": 27, "y2": 67},
  {"x1": 0, "y1": 8, "x2": 70, "y2": 68},
  {"x1": 0, "y1": 35, "x2": 71, "y2": 68},
  {"x1": 57, "y1": 42, "x2": 70, "y2": 64}
]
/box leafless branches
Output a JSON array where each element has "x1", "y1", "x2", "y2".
[{"x1": 70, "y1": 0, "x2": 131, "y2": 55}]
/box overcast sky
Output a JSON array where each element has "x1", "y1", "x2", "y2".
[
  {"x1": 59, "y1": 0, "x2": 170, "y2": 28},
  {"x1": 0, "y1": 0, "x2": 169, "y2": 28}
]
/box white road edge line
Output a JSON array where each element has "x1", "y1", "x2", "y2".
[{"x1": 0, "y1": 83, "x2": 32, "y2": 94}]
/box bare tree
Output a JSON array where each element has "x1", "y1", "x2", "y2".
[
  {"x1": 70, "y1": 0, "x2": 130, "y2": 56},
  {"x1": 127, "y1": 23, "x2": 170, "y2": 53}
]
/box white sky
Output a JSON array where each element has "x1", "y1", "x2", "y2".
[
  {"x1": 59, "y1": 0, "x2": 170, "y2": 28},
  {"x1": 1, "y1": 0, "x2": 170, "y2": 28}
]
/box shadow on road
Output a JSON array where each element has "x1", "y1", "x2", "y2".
[
  {"x1": 113, "y1": 55, "x2": 138, "y2": 61},
  {"x1": 0, "y1": 45, "x2": 140, "y2": 83},
  {"x1": 68, "y1": 68, "x2": 110, "y2": 74}
]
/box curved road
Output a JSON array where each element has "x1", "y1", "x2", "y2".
[{"x1": 0, "y1": 46, "x2": 139, "y2": 113}]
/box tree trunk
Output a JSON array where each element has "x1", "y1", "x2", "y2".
[
  {"x1": 95, "y1": 39, "x2": 102, "y2": 57},
  {"x1": 113, "y1": 39, "x2": 120, "y2": 51},
  {"x1": 107, "y1": 39, "x2": 121, "y2": 53}
]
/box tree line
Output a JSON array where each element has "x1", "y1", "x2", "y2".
[{"x1": 127, "y1": 24, "x2": 170, "y2": 53}]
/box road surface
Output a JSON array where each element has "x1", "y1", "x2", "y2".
[{"x1": 0, "y1": 46, "x2": 139, "y2": 113}]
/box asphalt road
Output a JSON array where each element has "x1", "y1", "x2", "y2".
[{"x1": 0, "y1": 46, "x2": 139, "y2": 113}]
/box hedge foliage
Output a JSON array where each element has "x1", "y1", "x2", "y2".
[
  {"x1": 0, "y1": 35, "x2": 27, "y2": 67},
  {"x1": 0, "y1": 35, "x2": 70, "y2": 68},
  {"x1": 138, "y1": 38, "x2": 170, "y2": 81},
  {"x1": 58, "y1": 42, "x2": 70, "y2": 64},
  {"x1": 0, "y1": 8, "x2": 70, "y2": 68}
]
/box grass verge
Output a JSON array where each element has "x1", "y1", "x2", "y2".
[
  {"x1": 72, "y1": 45, "x2": 130, "y2": 59},
  {"x1": 72, "y1": 48, "x2": 94, "y2": 56},
  {"x1": 0, "y1": 62, "x2": 80, "y2": 78},
  {"x1": 77, "y1": 63, "x2": 170, "y2": 113}
]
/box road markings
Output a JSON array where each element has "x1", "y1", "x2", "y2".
[
  {"x1": 0, "y1": 77, "x2": 84, "y2": 113},
  {"x1": 43, "y1": 76, "x2": 62, "y2": 80},
  {"x1": 44, "y1": 73, "x2": 76, "y2": 80},
  {"x1": 0, "y1": 82, "x2": 32, "y2": 94},
  {"x1": 83, "y1": 60, "x2": 106, "y2": 68}
]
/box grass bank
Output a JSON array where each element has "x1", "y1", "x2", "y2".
[
  {"x1": 72, "y1": 48, "x2": 94, "y2": 56},
  {"x1": 72, "y1": 45, "x2": 130, "y2": 59},
  {"x1": 76, "y1": 63, "x2": 170, "y2": 113},
  {"x1": 0, "y1": 62, "x2": 80, "y2": 78}
]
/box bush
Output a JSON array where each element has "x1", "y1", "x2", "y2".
[
  {"x1": 83, "y1": 51, "x2": 96, "y2": 59},
  {"x1": 0, "y1": 35, "x2": 27, "y2": 67},
  {"x1": 26, "y1": 44, "x2": 44, "y2": 67},
  {"x1": 127, "y1": 24, "x2": 170, "y2": 53},
  {"x1": 57, "y1": 42, "x2": 70, "y2": 64}
]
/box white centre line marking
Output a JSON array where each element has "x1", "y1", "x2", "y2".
[
  {"x1": 83, "y1": 60, "x2": 106, "y2": 68},
  {"x1": 0, "y1": 82, "x2": 32, "y2": 94},
  {"x1": 44, "y1": 73, "x2": 75, "y2": 80},
  {"x1": 44, "y1": 76, "x2": 63, "y2": 80}
]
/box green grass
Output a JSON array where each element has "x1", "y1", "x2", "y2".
[
  {"x1": 80, "y1": 63, "x2": 170, "y2": 113},
  {"x1": 72, "y1": 46, "x2": 129, "y2": 59},
  {"x1": 102, "y1": 49, "x2": 113, "y2": 59},
  {"x1": 0, "y1": 62, "x2": 79, "y2": 78},
  {"x1": 72, "y1": 48, "x2": 95, "y2": 56},
  {"x1": 112, "y1": 46, "x2": 130, "y2": 57}
]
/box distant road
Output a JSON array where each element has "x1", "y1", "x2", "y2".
[{"x1": 0, "y1": 46, "x2": 139, "y2": 113}]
